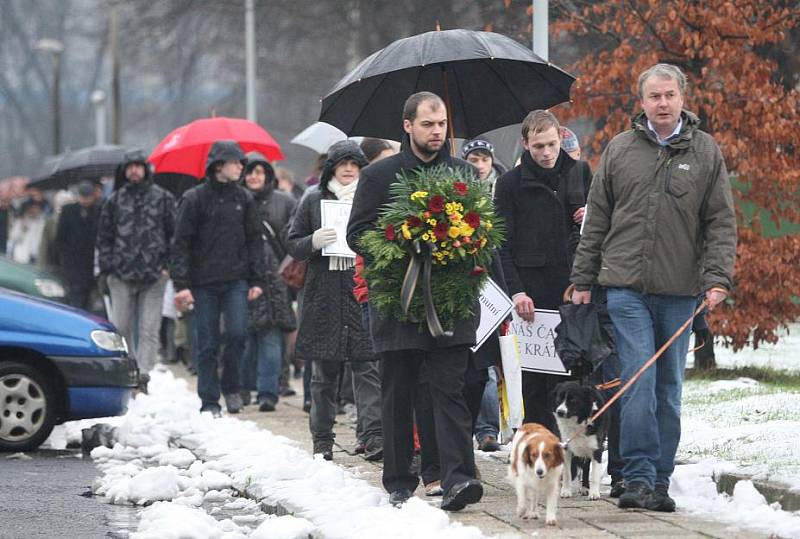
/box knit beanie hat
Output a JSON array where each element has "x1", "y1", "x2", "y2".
[{"x1": 461, "y1": 139, "x2": 495, "y2": 160}]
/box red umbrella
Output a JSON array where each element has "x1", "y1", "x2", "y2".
[{"x1": 148, "y1": 117, "x2": 284, "y2": 177}]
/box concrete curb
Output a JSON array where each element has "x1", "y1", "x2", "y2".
[{"x1": 715, "y1": 472, "x2": 800, "y2": 512}]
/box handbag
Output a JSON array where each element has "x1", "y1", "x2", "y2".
[
  {"x1": 262, "y1": 219, "x2": 307, "y2": 290},
  {"x1": 278, "y1": 254, "x2": 307, "y2": 290}
]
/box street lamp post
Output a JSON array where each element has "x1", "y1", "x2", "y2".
[
  {"x1": 90, "y1": 90, "x2": 107, "y2": 145},
  {"x1": 245, "y1": 0, "x2": 256, "y2": 122},
  {"x1": 35, "y1": 39, "x2": 64, "y2": 155},
  {"x1": 532, "y1": 0, "x2": 549, "y2": 61}
]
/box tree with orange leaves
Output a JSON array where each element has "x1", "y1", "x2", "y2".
[{"x1": 545, "y1": 1, "x2": 800, "y2": 350}]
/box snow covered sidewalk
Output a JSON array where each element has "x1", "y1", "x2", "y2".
[
  {"x1": 45, "y1": 363, "x2": 800, "y2": 538},
  {"x1": 55, "y1": 369, "x2": 492, "y2": 539}
]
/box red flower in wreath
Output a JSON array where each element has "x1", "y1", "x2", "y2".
[
  {"x1": 453, "y1": 182, "x2": 468, "y2": 196},
  {"x1": 428, "y1": 195, "x2": 445, "y2": 213},
  {"x1": 433, "y1": 221, "x2": 449, "y2": 240},
  {"x1": 470, "y1": 265, "x2": 486, "y2": 276},
  {"x1": 464, "y1": 211, "x2": 481, "y2": 228},
  {"x1": 407, "y1": 215, "x2": 424, "y2": 228},
  {"x1": 385, "y1": 223, "x2": 396, "y2": 241}
]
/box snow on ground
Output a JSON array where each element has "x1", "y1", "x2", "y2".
[
  {"x1": 704, "y1": 323, "x2": 800, "y2": 373},
  {"x1": 672, "y1": 460, "x2": 800, "y2": 538},
  {"x1": 56, "y1": 368, "x2": 488, "y2": 539},
  {"x1": 674, "y1": 369, "x2": 800, "y2": 537},
  {"x1": 41, "y1": 325, "x2": 800, "y2": 538},
  {"x1": 681, "y1": 377, "x2": 800, "y2": 489}
]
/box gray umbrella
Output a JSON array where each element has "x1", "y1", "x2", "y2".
[
  {"x1": 319, "y1": 29, "x2": 575, "y2": 141},
  {"x1": 29, "y1": 144, "x2": 127, "y2": 190}
]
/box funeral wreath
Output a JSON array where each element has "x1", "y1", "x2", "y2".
[{"x1": 360, "y1": 164, "x2": 504, "y2": 336}]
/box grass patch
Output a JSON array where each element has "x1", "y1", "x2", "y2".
[{"x1": 686, "y1": 366, "x2": 800, "y2": 390}]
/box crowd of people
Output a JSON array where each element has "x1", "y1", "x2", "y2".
[{"x1": 0, "y1": 62, "x2": 736, "y2": 515}]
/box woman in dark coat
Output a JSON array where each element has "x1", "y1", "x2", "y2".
[{"x1": 287, "y1": 140, "x2": 382, "y2": 461}]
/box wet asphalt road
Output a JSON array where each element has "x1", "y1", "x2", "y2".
[{"x1": 0, "y1": 449, "x2": 138, "y2": 539}]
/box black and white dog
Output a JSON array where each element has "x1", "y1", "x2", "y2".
[{"x1": 552, "y1": 381, "x2": 608, "y2": 500}]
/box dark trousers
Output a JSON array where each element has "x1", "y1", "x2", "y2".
[
  {"x1": 193, "y1": 279, "x2": 248, "y2": 407},
  {"x1": 598, "y1": 355, "x2": 623, "y2": 481},
  {"x1": 309, "y1": 359, "x2": 382, "y2": 444},
  {"x1": 418, "y1": 362, "x2": 487, "y2": 485},
  {"x1": 521, "y1": 371, "x2": 562, "y2": 433},
  {"x1": 381, "y1": 346, "x2": 475, "y2": 494},
  {"x1": 65, "y1": 277, "x2": 93, "y2": 311}
]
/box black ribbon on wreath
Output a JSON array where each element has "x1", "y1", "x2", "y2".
[{"x1": 399, "y1": 240, "x2": 453, "y2": 338}]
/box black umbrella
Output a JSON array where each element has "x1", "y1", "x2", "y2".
[
  {"x1": 29, "y1": 144, "x2": 127, "y2": 190},
  {"x1": 28, "y1": 154, "x2": 65, "y2": 184},
  {"x1": 319, "y1": 29, "x2": 575, "y2": 141},
  {"x1": 554, "y1": 304, "x2": 614, "y2": 378},
  {"x1": 152, "y1": 172, "x2": 199, "y2": 199}
]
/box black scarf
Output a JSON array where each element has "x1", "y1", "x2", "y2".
[{"x1": 521, "y1": 150, "x2": 565, "y2": 191}]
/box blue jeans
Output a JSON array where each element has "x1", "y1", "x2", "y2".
[
  {"x1": 474, "y1": 367, "x2": 499, "y2": 440},
  {"x1": 192, "y1": 280, "x2": 248, "y2": 407},
  {"x1": 606, "y1": 288, "x2": 696, "y2": 489},
  {"x1": 241, "y1": 327, "x2": 283, "y2": 402}
]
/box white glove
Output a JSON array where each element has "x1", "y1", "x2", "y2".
[{"x1": 312, "y1": 227, "x2": 338, "y2": 250}]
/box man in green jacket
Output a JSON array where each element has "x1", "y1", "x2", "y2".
[{"x1": 571, "y1": 63, "x2": 736, "y2": 512}]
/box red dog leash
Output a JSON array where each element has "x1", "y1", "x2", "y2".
[{"x1": 561, "y1": 299, "x2": 708, "y2": 448}]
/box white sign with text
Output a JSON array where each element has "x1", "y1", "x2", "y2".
[
  {"x1": 320, "y1": 199, "x2": 356, "y2": 258},
  {"x1": 471, "y1": 278, "x2": 514, "y2": 352},
  {"x1": 506, "y1": 309, "x2": 570, "y2": 376}
]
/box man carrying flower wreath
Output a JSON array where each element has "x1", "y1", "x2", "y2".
[{"x1": 346, "y1": 92, "x2": 485, "y2": 511}]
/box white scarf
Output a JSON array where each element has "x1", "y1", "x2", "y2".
[{"x1": 327, "y1": 177, "x2": 358, "y2": 271}]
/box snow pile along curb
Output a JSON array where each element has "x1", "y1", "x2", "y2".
[{"x1": 88, "y1": 369, "x2": 488, "y2": 539}]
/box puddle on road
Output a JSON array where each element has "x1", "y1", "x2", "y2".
[{"x1": 103, "y1": 503, "x2": 140, "y2": 538}]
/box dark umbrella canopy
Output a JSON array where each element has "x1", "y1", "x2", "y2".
[
  {"x1": 320, "y1": 29, "x2": 575, "y2": 140},
  {"x1": 29, "y1": 154, "x2": 65, "y2": 184},
  {"x1": 153, "y1": 172, "x2": 199, "y2": 199},
  {"x1": 30, "y1": 144, "x2": 127, "y2": 190}
]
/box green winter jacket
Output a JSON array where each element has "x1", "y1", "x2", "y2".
[{"x1": 571, "y1": 110, "x2": 736, "y2": 296}]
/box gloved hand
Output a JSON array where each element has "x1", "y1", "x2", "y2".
[
  {"x1": 97, "y1": 274, "x2": 110, "y2": 296},
  {"x1": 311, "y1": 227, "x2": 337, "y2": 250}
]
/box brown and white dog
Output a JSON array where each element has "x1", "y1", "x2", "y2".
[{"x1": 507, "y1": 422, "x2": 565, "y2": 525}]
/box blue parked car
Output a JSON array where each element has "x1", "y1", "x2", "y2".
[{"x1": 0, "y1": 288, "x2": 138, "y2": 451}]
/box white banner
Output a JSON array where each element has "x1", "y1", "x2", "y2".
[
  {"x1": 499, "y1": 334, "x2": 524, "y2": 431},
  {"x1": 506, "y1": 309, "x2": 570, "y2": 376},
  {"x1": 471, "y1": 278, "x2": 513, "y2": 352},
  {"x1": 320, "y1": 199, "x2": 356, "y2": 258}
]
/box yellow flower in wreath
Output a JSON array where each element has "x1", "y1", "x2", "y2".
[
  {"x1": 448, "y1": 226, "x2": 461, "y2": 239},
  {"x1": 401, "y1": 223, "x2": 412, "y2": 240},
  {"x1": 458, "y1": 222, "x2": 475, "y2": 237},
  {"x1": 410, "y1": 191, "x2": 429, "y2": 201}
]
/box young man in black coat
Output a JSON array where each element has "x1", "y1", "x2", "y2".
[
  {"x1": 171, "y1": 140, "x2": 265, "y2": 417},
  {"x1": 347, "y1": 92, "x2": 483, "y2": 511},
  {"x1": 493, "y1": 110, "x2": 589, "y2": 433}
]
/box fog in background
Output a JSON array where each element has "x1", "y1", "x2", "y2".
[{"x1": 1, "y1": 0, "x2": 551, "y2": 181}]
